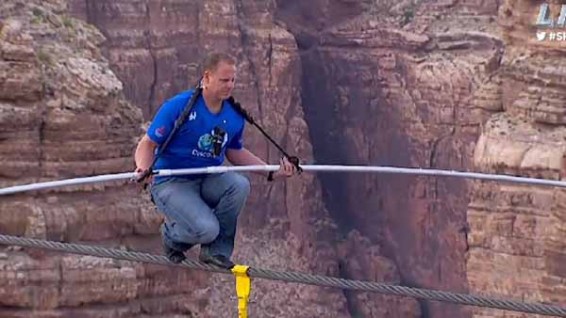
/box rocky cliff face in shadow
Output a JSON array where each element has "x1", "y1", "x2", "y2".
[{"x1": 277, "y1": 1, "x2": 503, "y2": 317}]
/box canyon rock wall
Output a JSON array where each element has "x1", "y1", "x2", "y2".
[
  {"x1": 278, "y1": 1, "x2": 502, "y2": 317},
  {"x1": 466, "y1": 0, "x2": 566, "y2": 317},
  {"x1": 0, "y1": 1, "x2": 168, "y2": 317}
]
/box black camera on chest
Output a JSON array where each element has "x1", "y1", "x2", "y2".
[{"x1": 211, "y1": 126, "x2": 226, "y2": 157}]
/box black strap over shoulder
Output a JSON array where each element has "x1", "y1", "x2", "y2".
[
  {"x1": 136, "y1": 78, "x2": 204, "y2": 183},
  {"x1": 160, "y1": 81, "x2": 204, "y2": 156},
  {"x1": 226, "y1": 96, "x2": 302, "y2": 173}
]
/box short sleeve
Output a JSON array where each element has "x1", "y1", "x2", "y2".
[
  {"x1": 147, "y1": 94, "x2": 185, "y2": 145},
  {"x1": 227, "y1": 123, "x2": 245, "y2": 150}
]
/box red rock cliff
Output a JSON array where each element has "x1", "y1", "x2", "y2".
[
  {"x1": 466, "y1": 0, "x2": 566, "y2": 317},
  {"x1": 278, "y1": 1, "x2": 502, "y2": 317}
]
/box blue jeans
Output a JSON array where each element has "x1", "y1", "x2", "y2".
[{"x1": 150, "y1": 172, "x2": 251, "y2": 259}]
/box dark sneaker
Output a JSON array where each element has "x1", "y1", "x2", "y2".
[
  {"x1": 199, "y1": 253, "x2": 235, "y2": 269},
  {"x1": 163, "y1": 242, "x2": 186, "y2": 264},
  {"x1": 160, "y1": 221, "x2": 192, "y2": 263}
]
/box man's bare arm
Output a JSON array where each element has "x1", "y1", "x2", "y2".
[
  {"x1": 226, "y1": 147, "x2": 269, "y2": 177},
  {"x1": 135, "y1": 134, "x2": 158, "y2": 172},
  {"x1": 226, "y1": 148, "x2": 296, "y2": 179}
]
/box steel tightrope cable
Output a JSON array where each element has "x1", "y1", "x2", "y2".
[
  {"x1": 247, "y1": 268, "x2": 566, "y2": 316},
  {"x1": 0, "y1": 234, "x2": 230, "y2": 275},
  {"x1": 0, "y1": 234, "x2": 564, "y2": 317}
]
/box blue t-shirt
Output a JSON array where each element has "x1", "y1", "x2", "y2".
[{"x1": 147, "y1": 89, "x2": 245, "y2": 183}]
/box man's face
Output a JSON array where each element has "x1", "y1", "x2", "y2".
[{"x1": 204, "y1": 61, "x2": 236, "y2": 100}]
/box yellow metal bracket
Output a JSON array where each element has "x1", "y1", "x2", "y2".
[{"x1": 231, "y1": 265, "x2": 252, "y2": 318}]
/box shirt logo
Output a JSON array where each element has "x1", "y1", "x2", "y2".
[
  {"x1": 193, "y1": 130, "x2": 229, "y2": 158},
  {"x1": 189, "y1": 111, "x2": 197, "y2": 121},
  {"x1": 155, "y1": 126, "x2": 166, "y2": 138}
]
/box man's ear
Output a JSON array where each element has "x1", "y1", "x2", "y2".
[{"x1": 205, "y1": 70, "x2": 213, "y2": 79}]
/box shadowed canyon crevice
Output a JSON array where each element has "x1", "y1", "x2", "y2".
[
  {"x1": 275, "y1": 1, "x2": 505, "y2": 317},
  {"x1": 297, "y1": 43, "x2": 421, "y2": 316}
]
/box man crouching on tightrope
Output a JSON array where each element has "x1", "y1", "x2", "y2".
[{"x1": 134, "y1": 52, "x2": 298, "y2": 268}]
